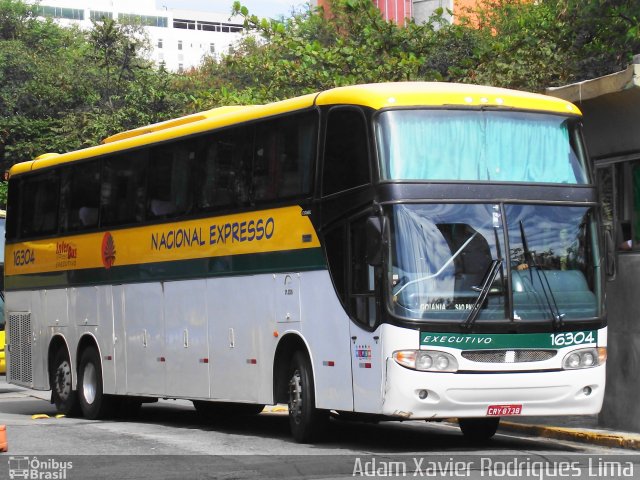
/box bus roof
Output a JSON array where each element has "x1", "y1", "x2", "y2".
[
  {"x1": 315, "y1": 82, "x2": 581, "y2": 114},
  {"x1": 9, "y1": 82, "x2": 581, "y2": 178}
]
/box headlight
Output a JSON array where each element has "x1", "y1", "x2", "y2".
[
  {"x1": 562, "y1": 347, "x2": 606, "y2": 370},
  {"x1": 393, "y1": 350, "x2": 458, "y2": 372}
]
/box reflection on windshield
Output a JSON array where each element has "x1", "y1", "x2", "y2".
[
  {"x1": 390, "y1": 204, "x2": 506, "y2": 321},
  {"x1": 389, "y1": 204, "x2": 599, "y2": 323},
  {"x1": 507, "y1": 205, "x2": 598, "y2": 321}
]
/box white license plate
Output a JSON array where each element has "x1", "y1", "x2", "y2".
[{"x1": 486, "y1": 404, "x2": 522, "y2": 416}]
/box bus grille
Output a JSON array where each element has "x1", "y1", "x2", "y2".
[
  {"x1": 8, "y1": 312, "x2": 32, "y2": 385},
  {"x1": 461, "y1": 349, "x2": 556, "y2": 363}
]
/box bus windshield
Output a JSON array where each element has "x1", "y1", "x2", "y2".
[
  {"x1": 377, "y1": 110, "x2": 589, "y2": 184},
  {"x1": 389, "y1": 204, "x2": 599, "y2": 323}
]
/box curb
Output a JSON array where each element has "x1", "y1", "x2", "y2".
[{"x1": 499, "y1": 421, "x2": 640, "y2": 450}]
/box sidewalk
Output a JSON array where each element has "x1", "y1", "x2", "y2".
[{"x1": 498, "y1": 415, "x2": 640, "y2": 450}]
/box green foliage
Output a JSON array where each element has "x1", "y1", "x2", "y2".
[
  {"x1": 0, "y1": 0, "x2": 639, "y2": 212},
  {"x1": 0, "y1": 0, "x2": 190, "y2": 183},
  {"x1": 461, "y1": 0, "x2": 640, "y2": 89}
]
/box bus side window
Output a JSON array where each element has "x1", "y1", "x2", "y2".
[
  {"x1": 350, "y1": 217, "x2": 377, "y2": 328},
  {"x1": 20, "y1": 172, "x2": 59, "y2": 238},
  {"x1": 100, "y1": 152, "x2": 147, "y2": 227},
  {"x1": 322, "y1": 108, "x2": 370, "y2": 196},
  {"x1": 147, "y1": 142, "x2": 193, "y2": 219},
  {"x1": 59, "y1": 160, "x2": 101, "y2": 232},
  {"x1": 197, "y1": 126, "x2": 251, "y2": 210},
  {"x1": 253, "y1": 111, "x2": 316, "y2": 202}
]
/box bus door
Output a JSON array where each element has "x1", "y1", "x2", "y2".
[{"x1": 347, "y1": 218, "x2": 383, "y2": 413}]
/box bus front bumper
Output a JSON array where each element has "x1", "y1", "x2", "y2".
[{"x1": 382, "y1": 359, "x2": 605, "y2": 419}]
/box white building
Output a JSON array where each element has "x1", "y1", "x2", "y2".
[{"x1": 30, "y1": 0, "x2": 245, "y2": 71}]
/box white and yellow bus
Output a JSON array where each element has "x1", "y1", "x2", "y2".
[{"x1": 5, "y1": 83, "x2": 606, "y2": 442}]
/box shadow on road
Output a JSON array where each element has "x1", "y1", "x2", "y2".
[{"x1": 125, "y1": 402, "x2": 581, "y2": 453}]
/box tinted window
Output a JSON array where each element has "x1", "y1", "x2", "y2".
[
  {"x1": 147, "y1": 142, "x2": 194, "y2": 219},
  {"x1": 101, "y1": 152, "x2": 147, "y2": 226},
  {"x1": 20, "y1": 172, "x2": 59, "y2": 238},
  {"x1": 197, "y1": 126, "x2": 252, "y2": 211},
  {"x1": 323, "y1": 108, "x2": 370, "y2": 196},
  {"x1": 60, "y1": 161, "x2": 101, "y2": 232},
  {"x1": 253, "y1": 112, "x2": 316, "y2": 202}
]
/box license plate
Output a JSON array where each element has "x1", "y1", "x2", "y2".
[{"x1": 486, "y1": 404, "x2": 522, "y2": 416}]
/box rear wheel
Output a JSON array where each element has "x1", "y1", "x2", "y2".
[
  {"x1": 50, "y1": 349, "x2": 80, "y2": 416},
  {"x1": 77, "y1": 346, "x2": 113, "y2": 419},
  {"x1": 458, "y1": 417, "x2": 500, "y2": 441},
  {"x1": 288, "y1": 351, "x2": 328, "y2": 443}
]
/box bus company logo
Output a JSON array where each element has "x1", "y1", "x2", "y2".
[
  {"x1": 101, "y1": 232, "x2": 116, "y2": 269},
  {"x1": 8, "y1": 456, "x2": 73, "y2": 479},
  {"x1": 55, "y1": 241, "x2": 77, "y2": 268}
]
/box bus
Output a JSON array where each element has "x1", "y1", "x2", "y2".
[{"x1": 5, "y1": 82, "x2": 606, "y2": 443}]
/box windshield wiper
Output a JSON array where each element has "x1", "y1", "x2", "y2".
[
  {"x1": 463, "y1": 258, "x2": 502, "y2": 329},
  {"x1": 518, "y1": 220, "x2": 564, "y2": 329}
]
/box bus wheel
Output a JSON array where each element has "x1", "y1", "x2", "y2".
[
  {"x1": 77, "y1": 346, "x2": 112, "y2": 420},
  {"x1": 458, "y1": 417, "x2": 500, "y2": 441},
  {"x1": 287, "y1": 351, "x2": 328, "y2": 443},
  {"x1": 50, "y1": 349, "x2": 80, "y2": 416}
]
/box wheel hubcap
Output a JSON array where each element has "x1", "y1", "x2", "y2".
[
  {"x1": 288, "y1": 370, "x2": 303, "y2": 422},
  {"x1": 55, "y1": 361, "x2": 72, "y2": 401},
  {"x1": 82, "y1": 363, "x2": 97, "y2": 405}
]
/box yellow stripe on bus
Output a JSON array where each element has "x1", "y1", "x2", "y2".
[{"x1": 6, "y1": 206, "x2": 319, "y2": 276}]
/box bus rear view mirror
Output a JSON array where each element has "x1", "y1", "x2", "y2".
[{"x1": 366, "y1": 216, "x2": 384, "y2": 266}]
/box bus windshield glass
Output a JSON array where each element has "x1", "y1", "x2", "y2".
[
  {"x1": 389, "y1": 204, "x2": 599, "y2": 323},
  {"x1": 377, "y1": 110, "x2": 589, "y2": 184}
]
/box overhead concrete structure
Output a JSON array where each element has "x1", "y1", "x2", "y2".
[{"x1": 547, "y1": 55, "x2": 640, "y2": 433}]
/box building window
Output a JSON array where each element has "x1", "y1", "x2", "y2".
[
  {"x1": 178, "y1": 40, "x2": 183, "y2": 51},
  {"x1": 118, "y1": 13, "x2": 168, "y2": 27},
  {"x1": 36, "y1": 6, "x2": 84, "y2": 20},
  {"x1": 178, "y1": 64, "x2": 184, "y2": 73},
  {"x1": 157, "y1": 38, "x2": 163, "y2": 49},
  {"x1": 90, "y1": 10, "x2": 113, "y2": 21},
  {"x1": 209, "y1": 43, "x2": 215, "y2": 54}
]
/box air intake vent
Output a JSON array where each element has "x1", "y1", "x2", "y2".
[
  {"x1": 8, "y1": 312, "x2": 32, "y2": 386},
  {"x1": 461, "y1": 349, "x2": 556, "y2": 364}
]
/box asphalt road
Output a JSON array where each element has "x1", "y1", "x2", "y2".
[{"x1": 0, "y1": 377, "x2": 637, "y2": 480}]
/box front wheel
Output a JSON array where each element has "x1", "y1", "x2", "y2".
[
  {"x1": 458, "y1": 417, "x2": 500, "y2": 441},
  {"x1": 50, "y1": 349, "x2": 80, "y2": 416},
  {"x1": 77, "y1": 346, "x2": 113, "y2": 419},
  {"x1": 288, "y1": 351, "x2": 328, "y2": 443}
]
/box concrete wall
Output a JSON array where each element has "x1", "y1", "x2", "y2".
[{"x1": 548, "y1": 57, "x2": 640, "y2": 432}]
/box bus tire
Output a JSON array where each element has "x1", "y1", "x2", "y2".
[
  {"x1": 50, "y1": 349, "x2": 80, "y2": 417},
  {"x1": 77, "y1": 346, "x2": 112, "y2": 420},
  {"x1": 287, "y1": 351, "x2": 328, "y2": 443},
  {"x1": 458, "y1": 417, "x2": 500, "y2": 441}
]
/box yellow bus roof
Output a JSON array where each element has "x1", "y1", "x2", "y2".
[
  {"x1": 316, "y1": 82, "x2": 581, "y2": 114},
  {"x1": 9, "y1": 82, "x2": 581, "y2": 177}
]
